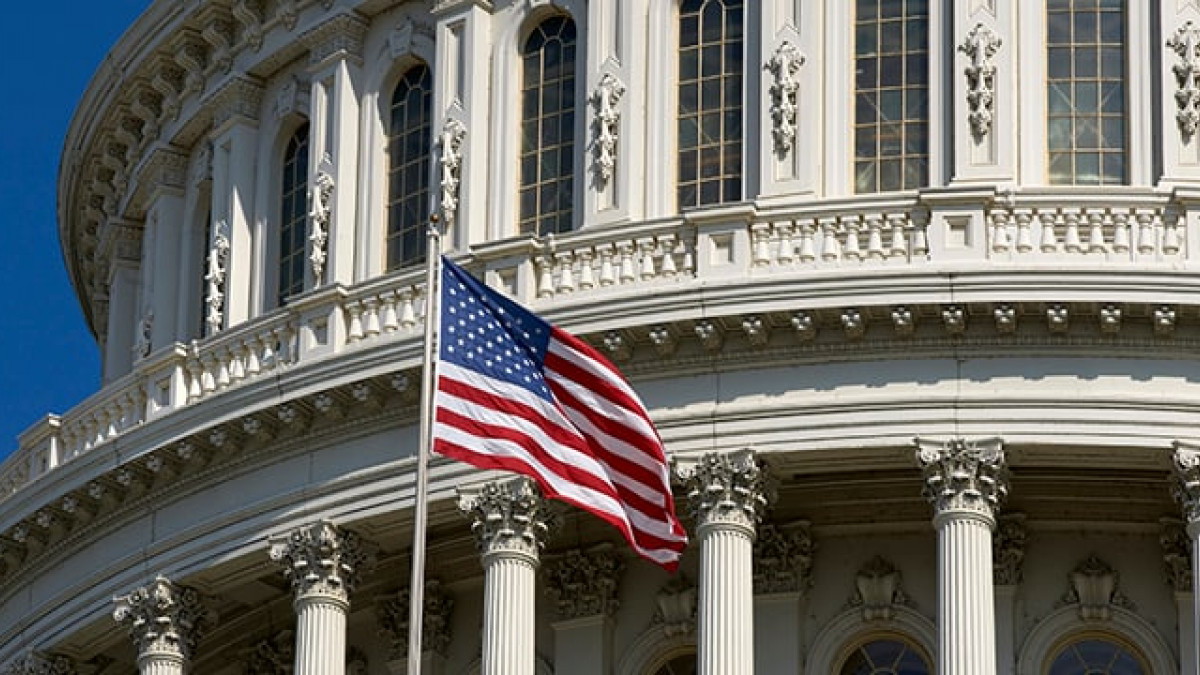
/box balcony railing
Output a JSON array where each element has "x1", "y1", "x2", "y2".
[{"x1": 3, "y1": 188, "x2": 1192, "y2": 504}]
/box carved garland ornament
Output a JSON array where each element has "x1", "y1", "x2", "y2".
[
  {"x1": 204, "y1": 218, "x2": 231, "y2": 335},
  {"x1": 112, "y1": 576, "x2": 214, "y2": 660},
  {"x1": 958, "y1": 23, "x2": 1002, "y2": 140},
  {"x1": 591, "y1": 72, "x2": 625, "y2": 185},
  {"x1": 544, "y1": 548, "x2": 624, "y2": 619},
  {"x1": 764, "y1": 40, "x2": 806, "y2": 155},
  {"x1": 439, "y1": 118, "x2": 467, "y2": 229},
  {"x1": 377, "y1": 579, "x2": 455, "y2": 659},
  {"x1": 308, "y1": 160, "x2": 335, "y2": 285},
  {"x1": 753, "y1": 521, "x2": 814, "y2": 595},
  {"x1": 992, "y1": 513, "x2": 1027, "y2": 586},
  {"x1": 1169, "y1": 22, "x2": 1200, "y2": 140},
  {"x1": 915, "y1": 437, "x2": 1008, "y2": 517},
  {"x1": 2, "y1": 653, "x2": 75, "y2": 675},
  {"x1": 1160, "y1": 517, "x2": 1193, "y2": 593}
]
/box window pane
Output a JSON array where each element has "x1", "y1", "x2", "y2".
[
  {"x1": 278, "y1": 122, "x2": 309, "y2": 305},
  {"x1": 519, "y1": 17, "x2": 577, "y2": 235},
  {"x1": 385, "y1": 64, "x2": 433, "y2": 270}
]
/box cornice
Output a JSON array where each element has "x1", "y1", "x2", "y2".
[{"x1": 302, "y1": 11, "x2": 369, "y2": 69}]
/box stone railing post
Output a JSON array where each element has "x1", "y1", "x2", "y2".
[
  {"x1": 916, "y1": 437, "x2": 1008, "y2": 675},
  {"x1": 269, "y1": 520, "x2": 375, "y2": 675},
  {"x1": 113, "y1": 576, "x2": 213, "y2": 675},
  {"x1": 676, "y1": 449, "x2": 770, "y2": 675},
  {"x1": 459, "y1": 477, "x2": 556, "y2": 675}
]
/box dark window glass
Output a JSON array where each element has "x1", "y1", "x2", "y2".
[
  {"x1": 839, "y1": 639, "x2": 931, "y2": 675},
  {"x1": 1047, "y1": 638, "x2": 1146, "y2": 674},
  {"x1": 520, "y1": 17, "x2": 577, "y2": 235},
  {"x1": 387, "y1": 64, "x2": 433, "y2": 270},
  {"x1": 279, "y1": 122, "x2": 309, "y2": 306}
]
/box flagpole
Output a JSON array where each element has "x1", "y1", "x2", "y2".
[{"x1": 407, "y1": 214, "x2": 441, "y2": 675}]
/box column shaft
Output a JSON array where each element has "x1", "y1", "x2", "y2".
[
  {"x1": 139, "y1": 653, "x2": 184, "y2": 675},
  {"x1": 698, "y1": 524, "x2": 755, "y2": 675},
  {"x1": 294, "y1": 596, "x2": 348, "y2": 675},
  {"x1": 936, "y1": 513, "x2": 997, "y2": 675},
  {"x1": 482, "y1": 554, "x2": 537, "y2": 675}
]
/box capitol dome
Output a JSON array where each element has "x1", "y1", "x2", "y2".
[{"x1": 3, "y1": 0, "x2": 1200, "y2": 673}]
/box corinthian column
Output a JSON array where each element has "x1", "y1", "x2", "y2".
[
  {"x1": 269, "y1": 521, "x2": 374, "y2": 675},
  {"x1": 916, "y1": 437, "x2": 1008, "y2": 675},
  {"x1": 459, "y1": 477, "x2": 556, "y2": 675},
  {"x1": 113, "y1": 576, "x2": 213, "y2": 675},
  {"x1": 676, "y1": 449, "x2": 770, "y2": 675}
]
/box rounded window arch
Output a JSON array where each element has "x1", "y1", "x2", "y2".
[
  {"x1": 386, "y1": 62, "x2": 433, "y2": 272},
  {"x1": 278, "y1": 121, "x2": 309, "y2": 306},
  {"x1": 1043, "y1": 634, "x2": 1149, "y2": 675},
  {"x1": 1017, "y1": 605, "x2": 1175, "y2": 674},
  {"x1": 837, "y1": 635, "x2": 931, "y2": 674},
  {"x1": 646, "y1": 650, "x2": 696, "y2": 675}
]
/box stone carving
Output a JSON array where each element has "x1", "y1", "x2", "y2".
[
  {"x1": 304, "y1": 13, "x2": 368, "y2": 66},
  {"x1": 377, "y1": 579, "x2": 454, "y2": 659},
  {"x1": 653, "y1": 575, "x2": 697, "y2": 637},
  {"x1": 388, "y1": 18, "x2": 435, "y2": 59},
  {"x1": 958, "y1": 23, "x2": 1001, "y2": 140},
  {"x1": 993, "y1": 513, "x2": 1027, "y2": 585},
  {"x1": 676, "y1": 449, "x2": 770, "y2": 532},
  {"x1": 850, "y1": 556, "x2": 908, "y2": 621},
  {"x1": 591, "y1": 72, "x2": 625, "y2": 185},
  {"x1": 915, "y1": 437, "x2": 1007, "y2": 517},
  {"x1": 1061, "y1": 555, "x2": 1134, "y2": 620},
  {"x1": 204, "y1": 218, "x2": 231, "y2": 335},
  {"x1": 309, "y1": 158, "x2": 335, "y2": 285},
  {"x1": 764, "y1": 40, "x2": 806, "y2": 155},
  {"x1": 1161, "y1": 517, "x2": 1193, "y2": 593},
  {"x1": 274, "y1": 76, "x2": 309, "y2": 121},
  {"x1": 268, "y1": 521, "x2": 374, "y2": 603},
  {"x1": 133, "y1": 310, "x2": 154, "y2": 359},
  {"x1": 753, "y1": 521, "x2": 814, "y2": 595},
  {"x1": 112, "y1": 576, "x2": 214, "y2": 661},
  {"x1": 232, "y1": 0, "x2": 264, "y2": 52},
  {"x1": 438, "y1": 118, "x2": 467, "y2": 229},
  {"x1": 459, "y1": 477, "x2": 557, "y2": 559},
  {"x1": 245, "y1": 630, "x2": 293, "y2": 674},
  {"x1": 1169, "y1": 22, "x2": 1200, "y2": 140},
  {"x1": 544, "y1": 548, "x2": 624, "y2": 619},
  {"x1": 1172, "y1": 443, "x2": 1200, "y2": 523},
  {"x1": 2, "y1": 652, "x2": 75, "y2": 675}
]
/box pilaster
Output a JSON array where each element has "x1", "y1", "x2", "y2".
[
  {"x1": 752, "y1": 521, "x2": 812, "y2": 674},
  {"x1": 1162, "y1": 516, "x2": 1196, "y2": 675},
  {"x1": 992, "y1": 513, "x2": 1026, "y2": 675},
  {"x1": 100, "y1": 219, "x2": 143, "y2": 383},
  {"x1": 676, "y1": 449, "x2": 770, "y2": 675},
  {"x1": 951, "y1": 1, "x2": 1013, "y2": 183},
  {"x1": 1163, "y1": 2, "x2": 1200, "y2": 183},
  {"x1": 269, "y1": 521, "x2": 376, "y2": 675},
  {"x1": 545, "y1": 548, "x2": 623, "y2": 675},
  {"x1": 757, "y1": 0, "x2": 819, "y2": 199},
  {"x1": 916, "y1": 437, "x2": 1007, "y2": 675},
  {"x1": 459, "y1": 477, "x2": 556, "y2": 675},
  {"x1": 139, "y1": 148, "x2": 188, "y2": 352},
  {"x1": 378, "y1": 579, "x2": 454, "y2": 674},
  {"x1": 112, "y1": 576, "x2": 214, "y2": 675}
]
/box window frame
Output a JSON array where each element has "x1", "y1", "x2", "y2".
[{"x1": 385, "y1": 61, "x2": 435, "y2": 271}]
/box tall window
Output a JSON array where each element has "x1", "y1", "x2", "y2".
[
  {"x1": 279, "y1": 123, "x2": 309, "y2": 306},
  {"x1": 387, "y1": 64, "x2": 433, "y2": 270},
  {"x1": 854, "y1": 0, "x2": 929, "y2": 193},
  {"x1": 1047, "y1": 638, "x2": 1146, "y2": 674},
  {"x1": 1047, "y1": 0, "x2": 1125, "y2": 185},
  {"x1": 520, "y1": 16, "x2": 577, "y2": 236},
  {"x1": 677, "y1": 0, "x2": 743, "y2": 208},
  {"x1": 839, "y1": 639, "x2": 931, "y2": 674}
]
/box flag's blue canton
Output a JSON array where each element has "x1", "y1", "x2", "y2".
[{"x1": 440, "y1": 259, "x2": 554, "y2": 401}]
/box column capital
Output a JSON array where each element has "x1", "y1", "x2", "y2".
[
  {"x1": 993, "y1": 513, "x2": 1027, "y2": 586},
  {"x1": 1172, "y1": 441, "x2": 1200, "y2": 524},
  {"x1": 544, "y1": 547, "x2": 625, "y2": 620},
  {"x1": 2, "y1": 652, "x2": 76, "y2": 675},
  {"x1": 1160, "y1": 516, "x2": 1194, "y2": 593},
  {"x1": 753, "y1": 521, "x2": 814, "y2": 596},
  {"x1": 268, "y1": 520, "x2": 375, "y2": 606},
  {"x1": 915, "y1": 437, "x2": 1007, "y2": 521},
  {"x1": 676, "y1": 449, "x2": 771, "y2": 536},
  {"x1": 210, "y1": 76, "x2": 264, "y2": 132},
  {"x1": 459, "y1": 477, "x2": 557, "y2": 564},
  {"x1": 112, "y1": 575, "x2": 214, "y2": 662}
]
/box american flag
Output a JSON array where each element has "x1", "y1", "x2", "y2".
[{"x1": 432, "y1": 257, "x2": 688, "y2": 570}]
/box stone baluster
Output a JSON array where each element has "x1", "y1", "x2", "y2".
[
  {"x1": 269, "y1": 521, "x2": 375, "y2": 675},
  {"x1": 113, "y1": 576, "x2": 214, "y2": 675},
  {"x1": 460, "y1": 477, "x2": 556, "y2": 675},
  {"x1": 916, "y1": 437, "x2": 1008, "y2": 675},
  {"x1": 676, "y1": 449, "x2": 770, "y2": 675}
]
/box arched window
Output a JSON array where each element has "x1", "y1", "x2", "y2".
[
  {"x1": 387, "y1": 63, "x2": 433, "y2": 271},
  {"x1": 647, "y1": 652, "x2": 696, "y2": 675},
  {"x1": 1046, "y1": 637, "x2": 1147, "y2": 674},
  {"x1": 853, "y1": 0, "x2": 929, "y2": 193},
  {"x1": 677, "y1": 0, "x2": 743, "y2": 208},
  {"x1": 1047, "y1": 0, "x2": 1125, "y2": 185},
  {"x1": 279, "y1": 122, "x2": 309, "y2": 306},
  {"x1": 519, "y1": 16, "x2": 577, "y2": 236},
  {"x1": 839, "y1": 638, "x2": 931, "y2": 674}
]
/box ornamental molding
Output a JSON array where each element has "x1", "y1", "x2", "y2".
[
  {"x1": 958, "y1": 23, "x2": 1001, "y2": 140},
  {"x1": 753, "y1": 520, "x2": 814, "y2": 595},
  {"x1": 764, "y1": 40, "x2": 806, "y2": 156},
  {"x1": 993, "y1": 512, "x2": 1027, "y2": 586},
  {"x1": 388, "y1": 18, "x2": 436, "y2": 60},
  {"x1": 1172, "y1": 441, "x2": 1200, "y2": 523},
  {"x1": 112, "y1": 576, "x2": 214, "y2": 660},
  {"x1": 232, "y1": 0, "x2": 266, "y2": 53},
  {"x1": 915, "y1": 437, "x2": 1007, "y2": 519},
  {"x1": 675, "y1": 448, "x2": 772, "y2": 533},
  {"x1": 591, "y1": 72, "x2": 625, "y2": 185},
  {"x1": 268, "y1": 520, "x2": 376, "y2": 604},
  {"x1": 1168, "y1": 21, "x2": 1200, "y2": 140},
  {"x1": 1059, "y1": 555, "x2": 1135, "y2": 620},
  {"x1": 2, "y1": 653, "x2": 75, "y2": 675},
  {"x1": 303, "y1": 12, "x2": 369, "y2": 67},
  {"x1": 210, "y1": 76, "x2": 265, "y2": 130},
  {"x1": 459, "y1": 477, "x2": 558, "y2": 561},
  {"x1": 377, "y1": 579, "x2": 455, "y2": 659},
  {"x1": 244, "y1": 629, "x2": 293, "y2": 675},
  {"x1": 544, "y1": 547, "x2": 624, "y2": 620},
  {"x1": 438, "y1": 118, "x2": 467, "y2": 229},
  {"x1": 273, "y1": 75, "x2": 310, "y2": 121},
  {"x1": 309, "y1": 158, "x2": 335, "y2": 285},
  {"x1": 204, "y1": 218, "x2": 231, "y2": 335},
  {"x1": 652, "y1": 575, "x2": 697, "y2": 637},
  {"x1": 137, "y1": 147, "x2": 188, "y2": 196},
  {"x1": 1160, "y1": 517, "x2": 1193, "y2": 593},
  {"x1": 850, "y1": 556, "x2": 910, "y2": 621}
]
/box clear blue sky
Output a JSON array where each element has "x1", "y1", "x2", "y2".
[{"x1": 0, "y1": 2, "x2": 151, "y2": 458}]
